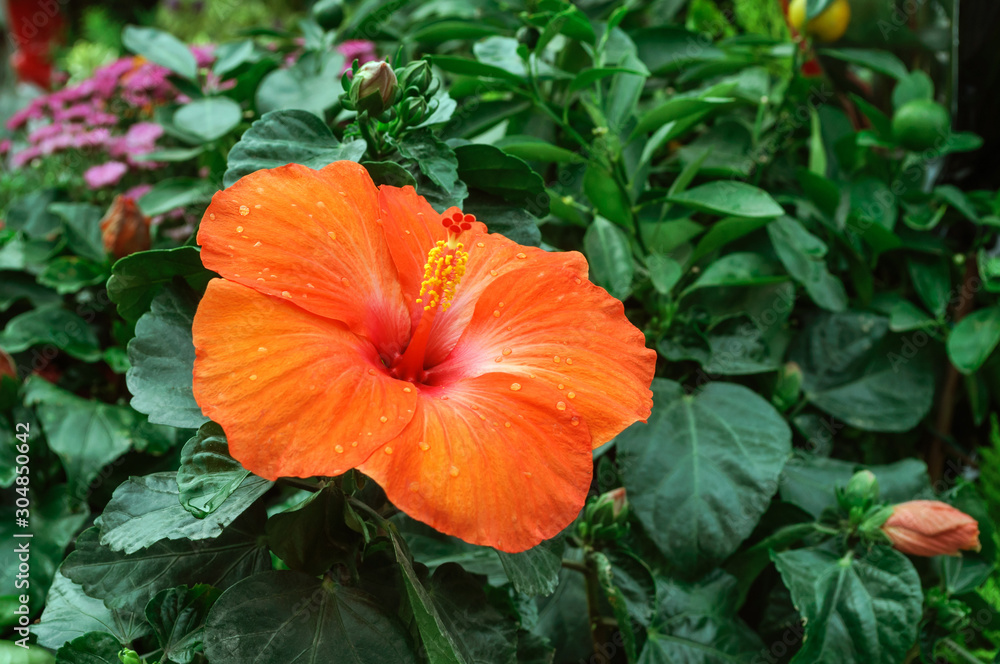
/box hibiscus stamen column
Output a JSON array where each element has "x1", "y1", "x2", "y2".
[{"x1": 391, "y1": 212, "x2": 473, "y2": 382}]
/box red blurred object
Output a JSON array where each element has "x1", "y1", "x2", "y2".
[
  {"x1": 779, "y1": 0, "x2": 824, "y2": 78},
  {"x1": 6, "y1": 0, "x2": 64, "y2": 89},
  {"x1": 100, "y1": 195, "x2": 152, "y2": 259}
]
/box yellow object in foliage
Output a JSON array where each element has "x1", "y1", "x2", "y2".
[{"x1": 789, "y1": 0, "x2": 851, "y2": 43}]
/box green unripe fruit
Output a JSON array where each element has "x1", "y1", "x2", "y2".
[
  {"x1": 892, "y1": 99, "x2": 950, "y2": 151},
  {"x1": 311, "y1": 0, "x2": 344, "y2": 30}
]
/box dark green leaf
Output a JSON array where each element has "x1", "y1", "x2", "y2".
[
  {"x1": 63, "y1": 514, "x2": 269, "y2": 613},
  {"x1": 772, "y1": 547, "x2": 922, "y2": 664},
  {"x1": 255, "y1": 50, "x2": 344, "y2": 116},
  {"x1": 410, "y1": 20, "x2": 500, "y2": 43},
  {"x1": 204, "y1": 570, "x2": 417, "y2": 664},
  {"x1": 49, "y1": 203, "x2": 106, "y2": 263},
  {"x1": 122, "y1": 26, "x2": 198, "y2": 79},
  {"x1": 819, "y1": 48, "x2": 909, "y2": 80},
  {"x1": 493, "y1": 136, "x2": 584, "y2": 164},
  {"x1": 362, "y1": 160, "x2": 417, "y2": 188},
  {"x1": 139, "y1": 178, "x2": 215, "y2": 217},
  {"x1": 224, "y1": 109, "x2": 366, "y2": 188},
  {"x1": 0, "y1": 307, "x2": 100, "y2": 361},
  {"x1": 107, "y1": 246, "x2": 212, "y2": 323},
  {"x1": 496, "y1": 538, "x2": 563, "y2": 597},
  {"x1": 768, "y1": 217, "x2": 847, "y2": 311},
  {"x1": 790, "y1": 311, "x2": 935, "y2": 432},
  {"x1": 6, "y1": 190, "x2": 61, "y2": 237},
  {"x1": 906, "y1": 255, "x2": 950, "y2": 318},
  {"x1": 37, "y1": 258, "x2": 108, "y2": 295},
  {"x1": 35, "y1": 571, "x2": 149, "y2": 651},
  {"x1": 99, "y1": 472, "x2": 266, "y2": 554},
  {"x1": 173, "y1": 97, "x2": 243, "y2": 143},
  {"x1": 427, "y1": 55, "x2": 523, "y2": 84},
  {"x1": 454, "y1": 144, "x2": 548, "y2": 214},
  {"x1": 669, "y1": 181, "x2": 783, "y2": 219},
  {"x1": 584, "y1": 165, "x2": 632, "y2": 228},
  {"x1": 584, "y1": 217, "x2": 633, "y2": 300},
  {"x1": 0, "y1": 272, "x2": 59, "y2": 311},
  {"x1": 126, "y1": 285, "x2": 207, "y2": 429},
  {"x1": 460, "y1": 195, "x2": 541, "y2": 246},
  {"x1": 145, "y1": 585, "x2": 220, "y2": 664},
  {"x1": 398, "y1": 132, "x2": 466, "y2": 209},
  {"x1": 265, "y1": 486, "x2": 362, "y2": 574},
  {"x1": 618, "y1": 379, "x2": 791, "y2": 573},
  {"x1": 54, "y1": 632, "x2": 122, "y2": 664},
  {"x1": 947, "y1": 307, "x2": 1000, "y2": 375},
  {"x1": 177, "y1": 422, "x2": 272, "y2": 518}
]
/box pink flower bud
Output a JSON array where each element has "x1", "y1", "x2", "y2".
[{"x1": 882, "y1": 500, "x2": 981, "y2": 557}]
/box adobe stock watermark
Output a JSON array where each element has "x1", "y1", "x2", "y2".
[{"x1": 10, "y1": 420, "x2": 33, "y2": 649}]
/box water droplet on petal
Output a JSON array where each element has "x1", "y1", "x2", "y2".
[
  {"x1": 568, "y1": 392, "x2": 576, "y2": 399},
  {"x1": 209, "y1": 213, "x2": 216, "y2": 220},
  {"x1": 449, "y1": 466, "x2": 460, "y2": 477},
  {"x1": 328, "y1": 231, "x2": 337, "y2": 240},
  {"x1": 379, "y1": 415, "x2": 388, "y2": 423},
  {"x1": 502, "y1": 347, "x2": 512, "y2": 356},
  {"x1": 351, "y1": 441, "x2": 359, "y2": 447},
  {"x1": 571, "y1": 417, "x2": 580, "y2": 426},
  {"x1": 403, "y1": 386, "x2": 413, "y2": 393},
  {"x1": 494, "y1": 356, "x2": 503, "y2": 362},
  {"x1": 493, "y1": 310, "x2": 501, "y2": 318},
  {"x1": 510, "y1": 383, "x2": 521, "y2": 391},
  {"x1": 368, "y1": 368, "x2": 377, "y2": 375},
  {"x1": 556, "y1": 401, "x2": 566, "y2": 411},
  {"x1": 384, "y1": 446, "x2": 393, "y2": 455},
  {"x1": 419, "y1": 441, "x2": 430, "y2": 451},
  {"x1": 409, "y1": 482, "x2": 419, "y2": 492},
  {"x1": 254, "y1": 204, "x2": 261, "y2": 209},
  {"x1": 557, "y1": 384, "x2": 564, "y2": 390},
  {"x1": 253, "y1": 241, "x2": 261, "y2": 247},
  {"x1": 524, "y1": 471, "x2": 533, "y2": 478},
  {"x1": 504, "y1": 421, "x2": 511, "y2": 428},
  {"x1": 516, "y1": 252, "x2": 527, "y2": 259},
  {"x1": 490, "y1": 269, "x2": 498, "y2": 277},
  {"x1": 258, "y1": 347, "x2": 267, "y2": 352},
  {"x1": 553, "y1": 355, "x2": 561, "y2": 363},
  {"x1": 236, "y1": 225, "x2": 243, "y2": 233},
  {"x1": 341, "y1": 277, "x2": 350, "y2": 286},
  {"x1": 281, "y1": 291, "x2": 292, "y2": 298},
  {"x1": 335, "y1": 445, "x2": 344, "y2": 453},
  {"x1": 477, "y1": 242, "x2": 485, "y2": 248},
  {"x1": 239, "y1": 205, "x2": 250, "y2": 216},
  {"x1": 306, "y1": 283, "x2": 315, "y2": 288},
  {"x1": 249, "y1": 374, "x2": 258, "y2": 381}
]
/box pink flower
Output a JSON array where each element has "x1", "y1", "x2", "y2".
[
  {"x1": 882, "y1": 501, "x2": 981, "y2": 557},
  {"x1": 84, "y1": 161, "x2": 129, "y2": 189},
  {"x1": 337, "y1": 40, "x2": 377, "y2": 70},
  {"x1": 190, "y1": 44, "x2": 216, "y2": 69}
]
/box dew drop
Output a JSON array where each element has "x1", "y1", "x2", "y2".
[
  {"x1": 524, "y1": 471, "x2": 533, "y2": 478},
  {"x1": 335, "y1": 445, "x2": 344, "y2": 454},
  {"x1": 571, "y1": 417, "x2": 580, "y2": 426},
  {"x1": 239, "y1": 205, "x2": 250, "y2": 216},
  {"x1": 477, "y1": 242, "x2": 485, "y2": 248},
  {"x1": 341, "y1": 277, "x2": 350, "y2": 286},
  {"x1": 384, "y1": 446, "x2": 393, "y2": 455},
  {"x1": 256, "y1": 187, "x2": 264, "y2": 194},
  {"x1": 258, "y1": 347, "x2": 267, "y2": 352},
  {"x1": 504, "y1": 421, "x2": 511, "y2": 428},
  {"x1": 403, "y1": 386, "x2": 413, "y2": 393},
  {"x1": 493, "y1": 310, "x2": 501, "y2": 318},
  {"x1": 306, "y1": 283, "x2": 315, "y2": 288},
  {"x1": 502, "y1": 347, "x2": 512, "y2": 356},
  {"x1": 568, "y1": 391, "x2": 576, "y2": 399},
  {"x1": 419, "y1": 441, "x2": 430, "y2": 451},
  {"x1": 409, "y1": 482, "x2": 419, "y2": 492},
  {"x1": 339, "y1": 191, "x2": 347, "y2": 196},
  {"x1": 510, "y1": 383, "x2": 521, "y2": 391},
  {"x1": 254, "y1": 204, "x2": 261, "y2": 209},
  {"x1": 494, "y1": 356, "x2": 503, "y2": 362},
  {"x1": 405, "y1": 230, "x2": 411, "y2": 235},
  {"x1": 249, "y1": 374, "x2": 258, "y2": 381},
  {"x1": 490, "y1": 269, "x2": 498, "y2": 277},
  {"x1": 574, "y1": 278, "x2": 582, "y2": 285},
  {"x1": 327, "y1": 231, "x2": 337, "y2": 240},
  {"x1": 516, "y1": 252, "x2": 527, "y2": 259},
  {"x1": 553, "y1": 355, "x2": 561, "y2": 363},
  {"x1": 379, "y1": 415, "x2": 388, "y2": 423},
  {"x1": 556, "y1": 401, "x2": 566, "y2": 411},
  {"x1": 253, "y1": 241, "x2": 262, "y2": 247},
  {"x1": 449, "y1": 466, "x2": 460, "y2": 477},
  {"x1": 256, "y1": 277, "x2": 265, "y2": 282},
  {"x1": 565, "y1": 358, "x2": 574, "y2": 365},
  {"x1": 236, "y1": 225, "x2": 243, "y2": 233},
  {"x1": 368, "y1": 368, "x2": 377, "y2": 375},
  {"x1": 281, "y1": 291, "x2": 292, "y2": 298},
  {"x1": 351, "y1": 441, "x2": 359, "y2": 447},
  {"x1": 209, "y1": 213, "x2": 216, "y2": 220},
  {"x1": 557, "y1": 383, "x2": 564, "y2": 390}
]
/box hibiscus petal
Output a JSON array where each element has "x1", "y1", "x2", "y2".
[
  {"x1": 192, "y1": 279, "x2": 417, "y2": 480},
  {"x1": 377, "y1": 186, "x2": 588, "y2": 365},
  {"x1": 359, "y1": 373, "x2": 593, "y2": 552},
  {"x1": 198, "y1": 161, "x2": 410, "y2": 355},
  {"x1": 436, "y1": 263, "x2": 656, "y2": 447}
]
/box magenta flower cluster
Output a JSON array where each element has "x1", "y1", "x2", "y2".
[{"x1": 5, "y1": 45, "x2": 218, "y2": 189}]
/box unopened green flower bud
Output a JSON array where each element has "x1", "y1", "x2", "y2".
[
  {"x1": 772, "y1": 362, "x2": 803, "y2": 412},
  {"x1": 578, "y1": 487, "x2": 629, "y2": 544},
  {"x1": 845, "y1": 470, "x2": 879, "y2": 505},
  {"x1": 398, "y1": 60, "x2": 432, "y2": 96},
  {"x1": 350, "y1": 61, "x2": 397, "y2": 116},
  {"x1": 119, "y1": 649, "x2": 141, "y2": 664},
  {"x1": 400, "y1": 96, "x2": 428, "y2": 125}
]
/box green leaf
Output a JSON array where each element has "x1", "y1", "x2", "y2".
[
  {"x1": 584, "y1": 165, "x2": 632, "y2": 228},
  {"x1": 790, "y1": 311, "x2": 935, "y2": 432},
  {"x1": 265, "y1": 486, "x2": 362, "y2": 574},
  {"x1": 819, "y1": 48, "x2": 909, "y2": 80},
  {"x1": 99, "y1": 472, "x2": 266, "y2": 554},
  {"x1": 0, "y1": 307, "x2": 101, "y2": 361},
  {"x1": 496, "y1": 538, "x2": 563, "y2": 597},
  {"x1": 6, "y1": 190, "x2": 61, "y2": 237},
  {"x1": 37, "y1": 258, "x2": 108, "y2": 295},
  {"x1": 362, "y1": 160, "x2": 417, "y2": 188},
  {"x1": 410, "y1": 20, "x2": 500, "y2": 43},
  {"x1": 935, "y1": 184, "x2": 980, "y2": 223},
  {"x1": 772, "y1": 547, "x2": 922, "y2": 664},
  {"x1": 107, "y1": 246, "x2": 212, "y2": 323},
  {"x1": 568, "y1": 67, "x2": 645, "y2": 93},
  {"x1": 122, "y1": 26, "x2": 197, "y2": 79},
  {"x1": 892, "y1": 71, "x2": 934, "y2": 111},
  {"x1": 54, "y1": 632, "x2": 122, "y2": 664},
  {"x1": 668, "y1": 181, "x2": 783, "y2": 218},
  {"x1": 768, "y1": 217, "x2": 847, "y2": 311},
  {"x1": 23, "y1": 378, "x2": 170, "y2": 494},
  {"x1": 690, "y1": 216, "x2": 771, "y2": 262},
  {"x1": 427, "y1": 55, "x2": 523, "y2": 84},
  {"x1": 391, "y1": 531, "x2": 516, "y2": 664},
  {"x1": 591, "y1": 552, "x2": 638, "y2": 662},
  {"x1": 640, "y1": 570, "x2": 763, "y2": 663},
  {"x1": 177, "y1": 422, "x2": 273, "y2": 518},
  {"x1": 0, "y1": 272, "x2": 59, "y2": 312},
  {"x1": 454, "y1": 144, "x2": 548, "y2": 214},
  {"x1": 493, "y1": 136, "x2": 583, "y2": 164},
  {"x1": 126, "y1": 285, "x2": 207, "y2": 429},
  {"x1": 139, "y1": 178, "x2": 215, "y2": 217},
  {"x1": 645, "y1": 254, "x2": 683, "y2": 295},
  {"x1": 461, "y1": 195, "x2": 541, "y2": 246},
  {"x1": 173, "y1": 97, "x2": 243, "y2": 143},
  {"x1": 617, "y1": 379, "x2": 791, "y2": 573},
  {"x1": 63, "y1": 514, "x2": 269, "y2": 613},
  {"x1": 398, "y1": 132, "x2": 466, "y2": 209},
  {"x1": 144, "y1": 585, "x2": 220, "y2": 664},
  {"x1": 49, "y1": 203, "x2": 106, "y2": 263},
  {"x1": 584, "y1": 217, "x2": 633, "y2": 300},
  {"x1": 35, "y1": 571, "x2": 149, "y2": 651},
  {"x1": 633, "y1": 97, "x2": 734, "y2": 138},
  {"x1": 906, "y1": 254, "x2": 950, "y2": 318},
  {"x1": 948, "y1": 307, "x2": 1000, "y2": 375},
  {"x1": 686, "y1": 252, "x2": 786, "y2": 291},
  {"x1": 224, "y1": 109, "x2": 366, "y2": 188},
  {"x1": 255, "y1": 50, "x2": 344, "y2": 116},
  {"x1": 204, "y1": 570, "x2": 417, "y2": 664}
]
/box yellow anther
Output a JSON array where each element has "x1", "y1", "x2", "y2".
[{"x1": 416, "y1": 239, "x2": 468, "y2": 312}]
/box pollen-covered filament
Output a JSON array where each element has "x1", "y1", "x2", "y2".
[
  {"x1": 416, "y1": 238, "x2": 469, "y2": 312},
  {"x1": 391, "y1": 211, "x2": 476, "y2": 382}
]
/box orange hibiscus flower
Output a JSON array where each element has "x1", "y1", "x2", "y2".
[{"x1": 192, "y1": 161, "x2": 655, "y2": 552}]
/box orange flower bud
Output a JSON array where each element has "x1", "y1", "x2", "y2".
[
  {"x1": 881, "y1": 500, "x2": 981, "y2": 557},
  {"x1": 100, "y1": 195, "x2": 151, "y2": 259}
]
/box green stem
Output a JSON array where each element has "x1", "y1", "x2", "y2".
[
  {"x1": 941, "y1": 639, "x2": 987, "y2": 664},
  {"x1": 582, "y1": 552, "x2": 610, "y2": 660},
  {"x1": 561, "y1": 559, "x2": 589, "y2": 574}
]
